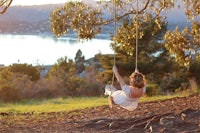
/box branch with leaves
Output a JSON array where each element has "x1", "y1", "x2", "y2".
[
  {"x1": 0, "y1": 0, "x2": 13, "y2": 14},
  {"x1": 164, "y1": 22, "x2": 200, "y2": 68},
  {"x1": 49, "y1": 0, "x2": 176, "y2": 40},
  {"x1": 49, "y1": 0, "x2": 199, "y2": 69}
]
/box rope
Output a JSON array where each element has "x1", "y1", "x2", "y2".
[
  {"x1": 113, "y1": 0, "x2": 117, "y2": 67},
  {"x1": 135, "y1": 0, "x2": 139, "y2": 71},
  {"x1": 111, "y1": 0, "x2": 139, "y2": 93},
  {"x1": 111, "y1": 0, "x2": 117, "y2": 93}
]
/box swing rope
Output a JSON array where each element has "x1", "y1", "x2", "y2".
[
  {"x1": 111, "y1": 0, "x2": 117, "y2": 88},
  {"x1": 135, "y1": 0, "x2": 139, "y2": 72},
  {"x1": 111, "y1": 0, "x2": 139, "y2": 90},
  {"x1": 112, "y1": 0, "x2": 139, "y2": 71}
]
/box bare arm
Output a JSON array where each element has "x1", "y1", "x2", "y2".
[{"x1": 113, "y1": 66, "x2": 125, "y2": 89}]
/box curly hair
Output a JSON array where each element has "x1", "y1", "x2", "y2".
[{"x1": 130, "y1": 72, "x2": 146, "y2": 88}]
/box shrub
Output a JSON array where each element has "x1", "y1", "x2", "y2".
[
  {"x1": 188, "y1": 60, "x2": 200, "y2": 90},
  {"x1": 159, "y1": 72, "x2": 186, "y2": 93},
  {"x1": 0, "y1": 86, "x2": 20, "y2": 102},
  {"x1": 146, "y1": 84, "x2": 160, "y2": 96},
  {"x1": 9, "y1": 63, "x2": 40, "y2": 81},
  {"x1": 78, "y1": 82, "x2": 101, "y2": 96}
]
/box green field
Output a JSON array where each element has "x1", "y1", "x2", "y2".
[{"x1": 0, "y1": 94, "x2": 188, "y2": 113}]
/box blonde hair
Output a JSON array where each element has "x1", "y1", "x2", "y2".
[{"x1": 130, "y1": 72, "x2": 146, "y2": 88}]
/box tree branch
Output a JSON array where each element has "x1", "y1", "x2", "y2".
[
  {"x1": 101, "y1": 0, "x2": 151, "y2": 25},
  {"x1": 0, "y1": 0, "x2": 13, "y2": 14}
]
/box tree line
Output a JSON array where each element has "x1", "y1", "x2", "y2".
[{"x1": 0, "y1": 48, "x2": 199, "y2": 102}]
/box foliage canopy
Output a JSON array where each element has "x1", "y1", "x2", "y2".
[{"x1": 50, "y1": 0, "x2": 199, "y2": 68}]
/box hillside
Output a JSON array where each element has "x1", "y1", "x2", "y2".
[
  {"x1": 0, "y1": 3, "x2": 191, "y2": 36},
  {"x1": 0, "y1": 4, "x2": 62, "y2": 35}
]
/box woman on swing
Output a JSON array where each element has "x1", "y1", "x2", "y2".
[{"x1": 105, "y1": 66, "x2": 146, "y2": 111}]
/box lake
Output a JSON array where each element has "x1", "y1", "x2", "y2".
[{"x1": 0, "y1": 35, "x2": 114, "y2": 66}]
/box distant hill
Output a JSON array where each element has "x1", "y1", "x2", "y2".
[
  {"x1": 0, "y1": 3, "x2": 191, "y2": 36},
  {"x1": 0, "y1": 4, "x2": 62, "y2": 35}
]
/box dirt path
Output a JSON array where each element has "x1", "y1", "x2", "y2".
[{"x1": 0, "y1": 95, "x2": 200, "y2": 133}]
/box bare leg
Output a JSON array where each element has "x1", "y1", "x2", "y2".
[{"x1": 108, "y1": 95, "x2": 113, "y2": 108}]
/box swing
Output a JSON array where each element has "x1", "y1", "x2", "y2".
[{"x1": 104, "y1": 0, "x2": 146, "y2": 111}]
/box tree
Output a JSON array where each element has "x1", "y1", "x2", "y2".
[
  {"x1": 49, "y1": 0, "x2": 199, "y2": 67},
  {"x1": 189, "y1": 59, "x2": 200, "y2": 84},
  {"x1": 75, "y1": 49, "x2": 85, "y2": 63},
  {"x1": 182, "y1": 0, "x2": 200, "y2": 19},
  {"x1": 187, "y1": 59, "x2": 200, "y2": 92},
  {"x1": 96, "y1": 54, "x2": 115, "y2": 84},
  {"x1": 48, "y1": 57, "x2": 75, "y2": 79},
  {"x1": 74, "y1": 49, "x2": 85, "y2": 73},
  {"x1": 0, "y1": 67, "x2": 33, "y2": 102},
  {"x1": 164, "y1": 22, "x2": 200, "y2": 68},
  {"x1": 50, "y1": 0, "x2": 199, "y2": 93},
  {"x1": 0, "y1": 0, "x2": 13, "y2": 14},
  {"x1": 49, "y1": 0, "x2": 199, "y2": 39},
  {"x1": 47, "y1": 57, "x2": 78, "y2": 96},
  {"x1": 50, "y1": 0, "x2": 170, "y2": 39},
  {"x1": 9, "y1": 63, "x2": 40, "y2": 81}
]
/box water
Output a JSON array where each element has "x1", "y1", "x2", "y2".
[{"x1": 0, "y1": 35, "x2": 114, "y2": 66}]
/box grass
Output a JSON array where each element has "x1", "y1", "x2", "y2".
[
  {"x1": 140, "y1": 93, "x2": 189, "y2": 102},
  {"x1": 0, "y1": 97, "x2": 108, "y2": 113},
  {"x1": 0, "y1": 94, "x2": 189, "y2": 114}
]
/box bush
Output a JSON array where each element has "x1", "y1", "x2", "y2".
[
  {"x1": 189, "y1": 60, "x2": 200, "y2": 89},
  {"x1": 29, "y1": 77, "x2": 75, "y2": 99},
  {"x1": 159, "y1": 72, "x2": 186, "y2": 93},
  {"x1": 0, "y1": 86, "x2": 20, "y2": 102},
  {"x1": 146, "y1": 84, "x2": 160, "y2": 96},
  {"x1": 9, "y1": 63, "x2": 40, "y2": 81},
  {"x1": 78, "y1": 82, "x2": 101, "y2": 96}
]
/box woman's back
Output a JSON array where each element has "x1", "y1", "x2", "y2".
[{"x1": 129, "y1": 86, "x2": 145, "y2": 98}]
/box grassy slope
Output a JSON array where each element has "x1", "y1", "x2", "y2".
[{"x1": 0, "y1": 94, "x2": 188, "y2": 113}]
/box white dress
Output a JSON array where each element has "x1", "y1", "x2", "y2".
[{"x1": 105, "y1": 84, "x2": 146, "y2": 111}]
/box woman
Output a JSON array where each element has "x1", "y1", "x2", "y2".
[{"x1": 105, "y1": 66, "x2": 146, "y2": 111}]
